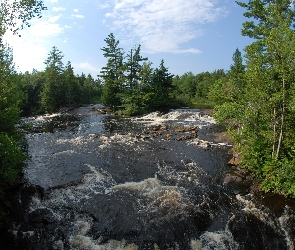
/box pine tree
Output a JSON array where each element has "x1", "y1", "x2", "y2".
[
  {"x1": 100, "y1": 33, "x2": 124, "y2": 110},
  {"x1": 63, "y1": 61, "x2": 79, "y2": 105},
  {"x1": 150, "y1": 59, "x2": 174, "y2": 109},
  {"x1": 41, "y1": 46, "x2": 65, "y2": 112}
]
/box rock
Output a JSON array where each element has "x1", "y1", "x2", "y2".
[
  {"x1": 228, "y1": 150, "x2": 241, "y2": 166},
  {"x1": 29, "y1": 208, "x2": 57, "y2": 229},
  {"x1": 223, "y1": 175, "x2": 243, "y2": 184},
  {"x1": 166, "y1": 134, "x2": 172, "y2": 140},
  {"x1": 176, "y1": 135, "x2": 190, "y2": 141},
  {"x1": 191, "y1": 130, "x2": 198, "y2": 138},
  {"x1": 228, "y1": 157, "x2": 239, "y2": 166}
]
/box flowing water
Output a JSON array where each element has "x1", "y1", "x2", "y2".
[{"x1": 9, "y1": 105, "x2": 295, "y2": 249}]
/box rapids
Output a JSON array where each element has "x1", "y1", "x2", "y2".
[{"x1": 6, "y1": 105, "x2": 295, "y2": 249}]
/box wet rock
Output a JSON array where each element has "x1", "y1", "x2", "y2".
[
  {"x1": 228, "y1": 157, "x2": 240, "y2": 166},
  {"x1": 223, "y1": 175, "x2": 243, "y2": 184},
  {"x1": 228, "y1": 150, "x2": 241, "y2": 166},
  {"x1": 165, "y1": 133, "x2": 172, "y2": 140},
  {"x1": 173, "y1": 125, "x2": 199, "y2": 133},
  {"x1": 176, "y1": 135, "x2": 191, "y2": 141},
  {"x1": 228, "y1": 212, "x2": 287, "y2": 250},
  {"x1": 223, "y1": 167, "x2": 249, "y2": 185},
  {"x1": 29, "y1": 208, "x2": 57, "y2": 229}
]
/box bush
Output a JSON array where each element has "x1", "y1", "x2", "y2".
[{"x1": 261, "y1": 159, "x2": 295, "y2": 197}]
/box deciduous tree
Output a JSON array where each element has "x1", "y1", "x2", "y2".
[{"x1": 215, "y1": 0, "x2": 295, "y2": 196}]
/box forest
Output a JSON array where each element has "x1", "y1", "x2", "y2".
[{"x1": 1, "y1": 0, "x2": 295, "y2": 228}]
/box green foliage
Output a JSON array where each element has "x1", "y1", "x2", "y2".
[
  {"x1": 0, "y1": 0, "x2": 46, "y2": 39},
  {"x1": 214, "y1": 0, "x2": 295, "y2": 197},
  {"x1": 0, "y1": 45, "x2": 22, "y2": 132},
  {"x1": 0, "y1": 133, "x2": 25, "y2": 185},
  {"x1": 100, "y1": 34, "x2": 176, "y2": 114},
  {"x1": 100, "y1": 33, "x2": 124, "y2": 110},
  {"x1": 261, "y1": 159, "x2": 295, "y2": 197},
  {"x1": 208, "y1": 49, "x2": 245, "y2": 105},
  {"x1": 148, "y1": 59, "x2": 174, "y2": 109},
  {"x1": 18, "y1": 70, "x2": 46, "y2": 116},
  {"x1": 172, "y1": 72, "x2": 196, "y2": 106},
  {"x1": 195, "y1": 70, "x2": 228, "y2": 100},
  {"x1": 0, "y1": 0, "x2": 48, "y2": 229},
  {"x1": 39, "y1": 48, "x2": 102, "y2": 113},
  {"x1": 0, "y1": 45, "x2": 26, "y2": 200},
  {"x1": 40, "y1": 46, "x2": 65, "y2": 113}
]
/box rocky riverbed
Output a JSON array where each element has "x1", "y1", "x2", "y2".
[{"x1": 2, "y1": 105, "x2": 295, "y2": 249}]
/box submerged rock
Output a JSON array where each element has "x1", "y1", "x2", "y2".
[{"x1": 228, "y1": 212, "x2": 286, "y2": 250}]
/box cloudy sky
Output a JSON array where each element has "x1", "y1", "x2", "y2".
[{"x1": 3, "y1": 0, "x2": 252, "y2": 77}]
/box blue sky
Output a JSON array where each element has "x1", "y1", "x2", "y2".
[{"x1": 4, "y1": 0, "x2": 253, "y2": 77}]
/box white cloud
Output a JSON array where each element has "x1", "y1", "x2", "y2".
[
  {"x1": 48, "y1": 14, "x2": 62, "y2": 23},
  {"x1": 71, "y1": 14, "x2": 85, "y2": 19},
  {"x1": 51, "y1": 0, "x2": 58, "y2": 3},
  {"x1": 103, "y1": 0, "x2": 227, "y2": 54},
  {"x1": 3, "y1": 31, "x2": 48, "y2": 72},
  {"x1": 74, "y1": 9, "x2": 79, "y2": 12},
  {"x1": 73, "y1": 62, "x2": 101, "y2": 74},
  {"x1": 30, "y1": 20, "x2": 63, "y2": 37},
  {"x1": 2, "y1": 14, "x2": 64, "y2": 72},
  {"x1": 52, "y1": 7, "x2": 65, "y2": 12}
]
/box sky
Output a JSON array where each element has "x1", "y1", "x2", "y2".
[{"x1": 3, "y1": 0, "x2": 253, "y2": 77}]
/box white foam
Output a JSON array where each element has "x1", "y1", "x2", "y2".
[
  {"x1": 29, "y1": 164, "x2": 116, "y2": 210},
  {"x1": 194, "y1": 229, "x2": 238, "y2": 250},
  {"x1": 136, "y1": 109, "x2": 216, "y2": 128},
  {"x1": 188, "y1": 138, "x2": 232, "y2": 148},
  {"x1": 70, "y1": 236, "x2": 139, "y2": 250},
  {"x1": 188, "y1": 138, "x2": 212, "y2": 148},
  {"x1": 236, "y1": 194, "x2": 280, "y2": 233},
  {"x1": 53, "y1": 239, "x2": 64, "y2": 250},
  {"x1": 98, "y1": 133, "x2": 140, "y2": 149},
  {"x1": 279, "y1": 207, "x2": 295, "y2": 249},
  {"x1": 112, "y1": 178, "x2": 188, "y2": 214},
  {"x1": 112, "y1": 178, "x2": 176, "y2": 197}
]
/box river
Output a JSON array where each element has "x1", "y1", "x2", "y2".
[{"x1": 6, "y1": 105, "x2": 295, "y2": 249}]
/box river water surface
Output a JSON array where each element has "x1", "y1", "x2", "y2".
[{"x1": 12, "y1": 105, "x2": 295, "y2": 249}]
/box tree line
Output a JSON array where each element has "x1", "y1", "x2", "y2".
[{"x1": 19, "y1": 46, "x2": 102, "y2": 115}]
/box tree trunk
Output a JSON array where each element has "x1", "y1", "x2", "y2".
[
  {"x1": 272, "y1": 107, "x2": 276, "y2": 158},
  {"x1": 276, "y1": 77, "x2": 285, "y2": 159}
]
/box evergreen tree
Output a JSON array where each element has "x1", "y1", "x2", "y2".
[
  {"x1": 100, "y1": 33, "x2": 124, "y2": 110},
  {"x1": 150, "y1": 59, "x2": 174, "y2": 109},
  {"x1": 208, "y1": 49, "x2": 244, "y2": 105},
  {"x1": 82, "y1": 74, "x2": 99, "y2": 104},
  {"x1": 121, "y1": 45, "x2": 148, "y2": 115},
  {"x1": 18, "y1": 69, "x2": 45, "y2": 116},
  {"x1": 41, "y1": 46, "x2": 65, "y2": 112},
  {"x1": 124, "y1": 45, "x2": 148, "y2": 91},
  {"x1": 63, "y1": 61, "x2": 78, "y2": 105}
]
